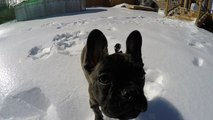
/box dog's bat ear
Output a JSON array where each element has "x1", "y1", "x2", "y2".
[
  {"x1": 84, "y1": 29, "x2": 108, "y2": 73},
  {"x1": 126, "y1": 30, "x2": 143, "y2": 63}
]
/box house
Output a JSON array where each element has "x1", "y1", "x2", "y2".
[
  {"x1": 12, "y1": 0, "x2": 86, "y2": 21},
  {"x1": 165, "y1": 0, "x2": 212, "y2": 27}
]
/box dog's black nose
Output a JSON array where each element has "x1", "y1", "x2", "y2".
[
  {"x1": 121, "y1": 89, "x2": 131, "y2": 100},
  {"x1": 121, "y1": 89, "x2": 138, "y2": 100}
]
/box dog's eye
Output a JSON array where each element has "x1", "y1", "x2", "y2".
[{"x1": 98, "y1": 73, "x2": 111, "y2": 85}]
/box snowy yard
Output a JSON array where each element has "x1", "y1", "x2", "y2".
[{"x1": 0, "y1": 5, "x2": 213, "y2": 120}]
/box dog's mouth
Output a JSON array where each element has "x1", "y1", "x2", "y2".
[
  {"x1": 100, "y1": 89, "x2": 148, "y2": 119},
  {"x1": 101, "y1": 104, "x2": 143, "y2": 119},
  {"x1": 118, "y1": 109, "x2": 141, "y2": 119}
]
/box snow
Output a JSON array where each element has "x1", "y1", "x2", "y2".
[
  {"x1": 0, "y1": 5, "x2": 213, "y2": 120},
  {"x1": 8, "y1": 0, "x2": 26, "y2": 6}
]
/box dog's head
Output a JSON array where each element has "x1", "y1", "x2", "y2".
[{"x1": 82, "y1": 29, "x2": 147, "y2": 119}]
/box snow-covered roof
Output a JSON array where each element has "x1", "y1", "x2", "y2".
[{"x1": 9, "y1": 0, "x2": 27, "y2": 6}]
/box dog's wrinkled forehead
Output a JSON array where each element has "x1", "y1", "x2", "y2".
[{"x1": 95, "y1": 53, "x2": 145, "y2": 79}]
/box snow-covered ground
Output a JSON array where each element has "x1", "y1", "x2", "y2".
[{"x1": 0, "y1": 5, "x2": 213, "y2": 120}]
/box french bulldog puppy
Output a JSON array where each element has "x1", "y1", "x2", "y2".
[{"x1": 81, "y1": 29, "x2": 147, "y2": 120}]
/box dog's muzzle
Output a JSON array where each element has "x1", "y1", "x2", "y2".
[{"x1": 101, "y1": 87, "x2": 147, "y2": 119}]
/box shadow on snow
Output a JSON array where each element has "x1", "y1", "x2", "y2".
[{"x1": 137, "y1": 97, "x2": 184, "y2": 120}]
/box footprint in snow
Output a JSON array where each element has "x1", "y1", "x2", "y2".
[
  {"x1": 71, "y1": 20, "x2": 89, "y2": 26},
  {"x1": 193, "y1": 57, "x2": 204, "y2": 67},
  {"x1": 28, "y1": 46, "x2": 52, "y2": 60},
  {"x1": 28, "y1": 31, "x2": 87, "y2": 60},
  {"x1": 0, "y1": 87, "x2": 51, "y2": 119},
  {"x1": 25, "y1": 27, "x2": 32, "y2": 31},
  {"x1": 107, "y1": 16, "x2": 115, "y2": 19},
  {"x1": 187, "y1": 40, "x2": 211, "y2": 54},
  {"x1": 107, "y1": 27, "x2": 117, "y2": 31},
  {"x1": 98, "y1": 16, "x2": 115, "y2": 20},
  {"x1": 188, "y1": 41, "x2": 204, "y2": 49},
  {"x1": 41, "y1": 22, "x2": 70, "y2": 29},
  {"x1": 202, "y1": 41, "x2": 212, "y2": 46},
  {"x1": 144, "y1": 69, "x2": 164, "y2": 101},
  {"x1": 53, "y1": 31, "x2": 87, "y2": 56}
]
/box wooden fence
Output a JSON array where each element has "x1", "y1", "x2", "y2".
[
  {"x1": 14, "y1": 0, "x2": 86, "y2": 21},
  {"x1": 0, "y1": 5, "x2": 15, "y2": 24}
]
